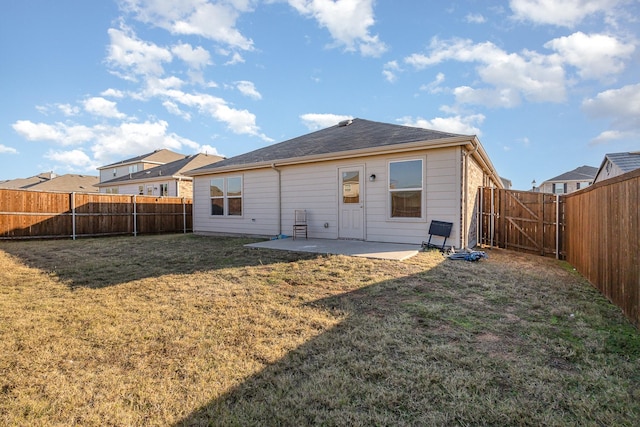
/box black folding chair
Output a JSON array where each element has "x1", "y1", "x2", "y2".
[{"x1": 422, "y1": 220, "x2": 453, "y2": 251}]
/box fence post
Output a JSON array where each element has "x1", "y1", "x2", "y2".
[
  {"x1": 182, "y1": 197, "x2": 187, "y2": 234},
  {"x1": 133, "y1": 195, "x2": 137, "y2": 237},
  {"x1": 478, "y1": 189, "x2": 483, "y2": 247},
  {"x1": 71, "y1": 192, "x2": 76, "y2": 240},
  {"x1": 555, "y1": 194, "x2": 560, "y2": 260},
  {"x1": 490, "y1": 187, "x2": 495, "y2": 247},
  {"x1": 539, "y1": 193, "x2": 545, "y2": 256}
]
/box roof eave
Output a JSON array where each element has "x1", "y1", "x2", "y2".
[
  {"x1": 95, "y1": 174, "x2": 192, "y2": 187},
  {"x1": 465, "y1": 136, "x2": 504, "y2": 189},
  {"x1": 97, "y1": 159, "x2": 167, "y2": 170},
  {"x1": 185, "y1": 135, "x2": 475, "y2": 177}
]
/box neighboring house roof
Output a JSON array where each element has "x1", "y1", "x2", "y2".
[
  {"x1": 96, "y1": 153, "x2": 224, "y2": 186},
  {"x1": 601, "y1": 152, "x2": 640, "y2": 173},
  {"x1": 0, "y1": 173, "x2": 99, "y2": 192},
  {"x1": 500, "y1": 177, "x2": 512, "y2": 189},
  {"x1": 0, "y1": 172, "x2": 53, "y2": 189},
  {"x1": 545, "y1": 165, "x2": 598, "y2": 182},
  {"x1": 97, "y1": 149, "x2": 187, "y2": 170},
  {"x1": 189, "y1": 118, "x2": 474, "y2": 174}
]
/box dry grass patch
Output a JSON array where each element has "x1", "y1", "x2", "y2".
[{"x1": 0, "y1": 234, "x2": 638, "y2": 426}]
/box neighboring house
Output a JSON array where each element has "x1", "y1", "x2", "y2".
[
  {"x1": 185, "y1": 118, "x2": 503, "y2": 249},
  {"x1": 536, "y1": 165, "x2": 597, "y2": 194},
  {"x1": 0, "y1": 172, "x2": 98, "y2": 192},
  {"x1": 500, "y1": 177, "x2": 512, "y2": 190},
  {"x1": 97, "y1": 149, "x2": 187, "y2": 186},
  {"x1": 593, "y1": 152, "x2": 640, "y2": 183},
  {"x1": 95, "y1": 153, "x2": 223, "y2": 197}
]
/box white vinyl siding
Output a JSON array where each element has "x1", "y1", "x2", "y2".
[
  {"x1": 99, "y1": 180, "x2": 179, "y2": 196},
  {"x1": 193, "y1": 170, "x2": 279, "y2": 236},
  {"x1": 191, "y1": 147, "x2": 464, "y2": 245},
  {"x1": 280, "y1": 163, "x2": 339, "y2": 240}
]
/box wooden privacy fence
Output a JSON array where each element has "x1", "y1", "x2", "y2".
[
  {"x1": 479, "y1": 169, "x2": 639, "y2": 327},
  {"x1": 0, "y1": 189, "x2": 192, "y2": 239},
  {"x1": 563, "y1": 169, "x2": 640, "y2": 328},
  {"x1": 478, "y1": 187, "x2": 565, "y2": 258}
]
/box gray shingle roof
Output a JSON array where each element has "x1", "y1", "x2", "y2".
[
  {"x1": 605, "y1": 152, "x2": 640, "y2": 173},
  {"x1": 0, "y1": 174, "x2": 99, "y2": 192},
  {"x1": 99, "y1": 153, "x2": 223, "y2": 185},
  {"x1": 547, "y1": 165, "x2": 598, "y2": 182},
  {"x1": 191, "y1": 118, "x2": 465, "y2": 172},
  {"x1": 98, "y1": 149, "x2": 186, "y2": 169}
]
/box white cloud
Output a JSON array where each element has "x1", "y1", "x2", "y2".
[
  {"x1": 509, "y1": 0, "x2": 623, "y2": 27},
  {"x1": 398, "y1": 114, "x2": 485, "y2": 136},
  {"x1": 235, "y1": 80, "x2": 262, "y2": 100},
  {"x1": 225, "y1": 51, "x2": 245, "y2": 65},
  {"x1": 45, "y1": 149, "x2": 95, "y2": 168},
  {"x1": 465, "y1": 13, "x2": 486, "y2": 23},
  {"x1": 107, "y1": 26, "x2": 172, "y2": 78},
  {"x1": 545, "y1": 32, "x2": 635, "y2": 80},
  {"x1": 405, "y1": 37, "x2": 567, "y2": 107},
  {"x1": 57, "y1": 103, "x2": 80, "y2": 116},
  {"x1": 0, "y1": 144, "x2": 18, "y2": 154},
  {"x1": 12, "y1": 121, "x2": 94, "y2": 146},
  {"x1": 101, "y1": 88, "x2": 125, "y2": 98},
  {"x1": 162, "y1": 100, "x2": 192, "y2": 121},
  {"x1": 90, "y1": 120, "x2": 197, "y2": 163},
  {"x1": 420, "y1": 72, "x2": 446, "y2": 94},
  {"x1": 150, "y1": 88, "x2": 271, "y2": 140},
  {"x1": 300, "y1": 113, "x2": 353, "y2": 130},
  {"x1": 143, "y1": 76, "x2": 185, "y2": 97},
  {"x1": 11, "y1": 118, "x2": 209, "y2": 166},
  {"x1": 583, "y1": 83, "x2": 640, "y2": 119},
  {"x1": 198, "y1": 144, "x2": 223, "y2": 156},
  {"x1": 453, "y1": 86, "x2": 522, "y2": 108},
  {"x1": 583, "y1": 83, "x2": 640, "y2": 144},
  {"x1": 589, "y1": 130, "x2": 637, "y2": 145},
  {"x1": 120, "y1": 0, "x2": 254, "y2": 51},
  {"x1": 83, "y1": 97, "x2": 127, "y2": 119},
  {"x1": 383, "y1": 61, "x2": 401, "y2": 83},
  {"x1": 171, "y1": 43, "x2": 212, "y2": 69},
  {"x1": 288, "y1": 0, "x2": 387, "y2": 57}
]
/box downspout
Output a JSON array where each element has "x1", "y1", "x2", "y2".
[
  {"x1": 271, "y1": 163, "x2": 282, "y2": 236},
  {"x1": 463, "y1": 139, "x2": 479, "y2": 249}
]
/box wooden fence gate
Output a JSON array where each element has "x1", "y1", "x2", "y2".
[{"x1": 479, "y1": 187, "x2": 565, "y2": 259}]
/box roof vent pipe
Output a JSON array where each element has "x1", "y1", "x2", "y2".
[{"x1": 338, "y1": 119, "x2": 353, "y2": 127}]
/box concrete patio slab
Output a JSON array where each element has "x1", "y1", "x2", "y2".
[{"x1": 245, "y1": 238, "x2": 421, "y2": 261}]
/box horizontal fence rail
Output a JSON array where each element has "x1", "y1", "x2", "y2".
[{"x1": 0, "y1": 189, "x2": 192, "y2": 240}]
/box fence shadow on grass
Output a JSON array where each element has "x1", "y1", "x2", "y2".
[
  {"x1": 0, "y1": 234, "x2": 316, "y2": 289},
  {"x1": 173, "y1": 251, "x2": 640, "y2": 427}
]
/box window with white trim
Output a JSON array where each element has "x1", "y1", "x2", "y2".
[
  {"x1": 160, "y1": 183, "x2": 168, "y2": 196},
  {"x1": 389, "y1": 159, "x2": 423, "y2": 218},
  {"x1": 576, "y1": 181, "x2": 590, "y2": 190},
  {"x1": 210, "y1": 176, "x2": 243, "y2": 216},
  {"x1": 553, "y1": 183, "x2": 566, "y2": 194}
]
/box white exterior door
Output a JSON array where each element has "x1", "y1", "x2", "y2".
[{"x1": 338, "y1": 166, "x2": 364, "y2": 240}]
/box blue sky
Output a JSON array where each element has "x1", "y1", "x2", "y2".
[{"x1": 1, "y1": 0, "x2": 639, "y2": 190}]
